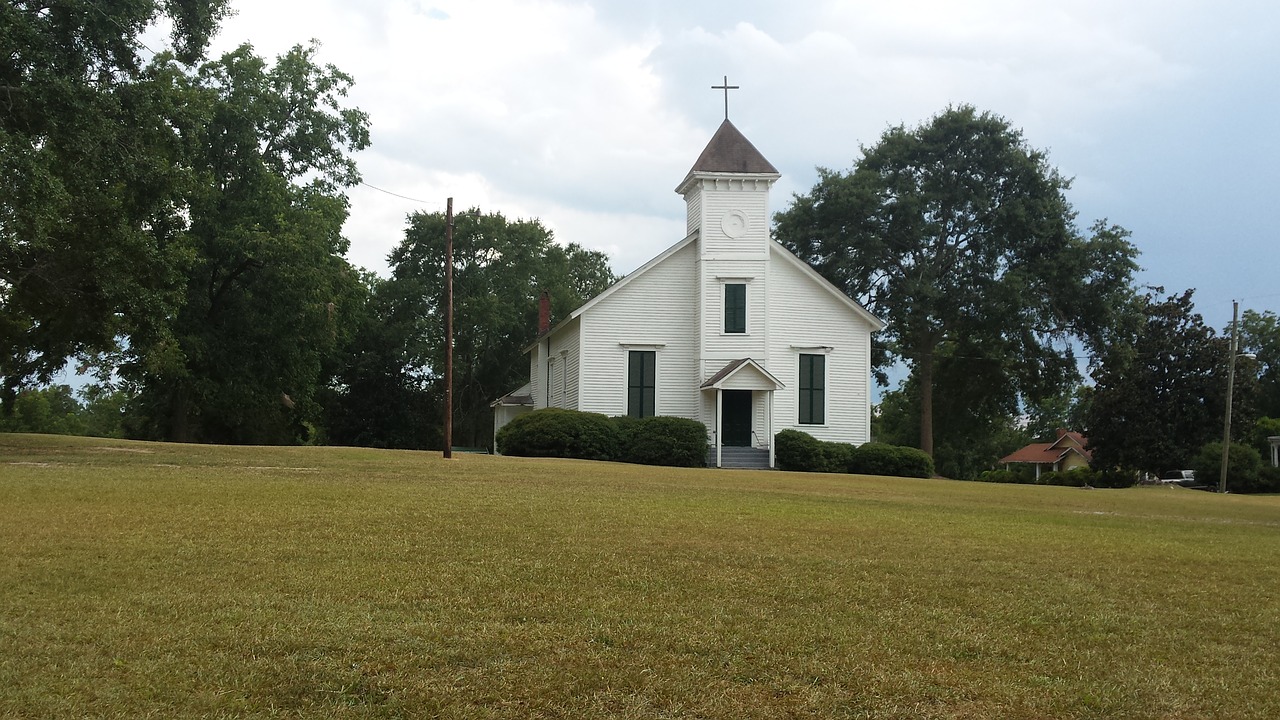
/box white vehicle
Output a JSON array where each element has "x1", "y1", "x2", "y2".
[{"x1": 1159, "y1": 470, "x2": 1196, "y2": 485}]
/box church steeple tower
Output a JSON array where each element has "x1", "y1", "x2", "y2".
[{"x1": 676, "y1": 119, "x2": 780, "y2": 253}]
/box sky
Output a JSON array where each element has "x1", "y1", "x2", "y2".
[{"x1": 182, "y1": 0, "x2": 1279, "y2": 334}]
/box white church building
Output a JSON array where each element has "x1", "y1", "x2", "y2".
[{"x1": 492, "y1": 118, "x2": 883, "y2": 468}]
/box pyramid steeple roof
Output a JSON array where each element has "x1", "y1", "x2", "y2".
[{"x1": 682, "y1": 119, "x2": 778, "y2": 180}]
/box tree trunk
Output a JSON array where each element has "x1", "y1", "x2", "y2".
[
  {"x1": 169, "y1": 386, "x2": 192, "y2": 443},
  {"x1": 919, "y1": 348, "x2": 935, "y2": 458}
]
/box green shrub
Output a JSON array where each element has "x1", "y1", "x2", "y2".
[
  {"x1": 495, "y1": 408, "x2": 620, "y2": 461},
  {"x1": 1257, "y1": 466, "x2": 1280, "y2": 494},
  {"x1": 976, "y1": 469, "x2": 1023, "y2": 484},
  {"x1": 618, "y1": 416, "x2": 708, "y2": 467},
  {"x1": 1039, "y1": 468, "x2": 1093, "y2": 487},
  {"x1": 774, "y1": 429, "x2": 853, "y2": 473},
  {"x1": 1088, "y1": 467, "x2": 1139, "y2": 488},
  {"x1": 821, "y1": 442, "x2": 856, "y2": 474},
  {"x1": 1189, "y1": 442, "x2": 1262, "y2": 493},
  {"x1": 848, "y1": 443, "x2": 934, "y2": 479},
  {"x1": 775, "y1": 429, "x2": 824, "y2": 472}
]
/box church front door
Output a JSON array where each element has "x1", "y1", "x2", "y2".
[{"x1": 722, "y1": 390, "x2": 752, "y2": 447}]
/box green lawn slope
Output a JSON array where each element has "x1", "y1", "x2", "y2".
[{"x1": 2, "y1": 433, "x2": 1278, "y2": 718}]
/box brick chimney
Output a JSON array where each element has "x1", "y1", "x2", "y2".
[{"x1": 537, "y1": 291, "x2": 551, "y2": 336}]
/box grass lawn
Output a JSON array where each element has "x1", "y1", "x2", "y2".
[{"x1": 2, "y1": 433, "x2": 1278, "y2": 719}]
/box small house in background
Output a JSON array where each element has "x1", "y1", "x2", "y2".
[
  {"x1": 492, "y1": 117, "x2": 883, "y2": 468},
  {"x1": 999, "y1": 429, "x2": 1092, "y2": 480},
  {"x1": 1269, "y1": 435, "x2": 1280, "y2": 467}
]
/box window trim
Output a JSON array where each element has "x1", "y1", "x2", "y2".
[
  {"x1": 798, "y1": 353, "x2": 826, "y2": 425},
  {"x1": 627, "y1": 349, "x2": 657, "y2": 418}
]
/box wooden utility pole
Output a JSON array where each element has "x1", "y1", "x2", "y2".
[
  {"x1": 443, "y1": 197, "x2": 454, "y2": 459},
  {"x1": 1219, "y1": 299, "x2": 1240, "y2": 492}
]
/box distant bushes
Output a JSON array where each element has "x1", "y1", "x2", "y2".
[
  {"x1": 974, "y1": 469, "x2": 1021, "y2": 484},
  {"x1": 775, "y1": 430, "x2": 933, "y2": 478},
  {"x1": 1190, "y1": 442, "x2": 1274, "y2": 493},
  {"x1": 973, "y1": 466, "x2": 1136, "y2": 488},
  {"x1": 496, "y1": 409, "x2": 706, "y2": 467},
  {"x1": 847, "y1": 442, "x2": 934, "y2": 479}
]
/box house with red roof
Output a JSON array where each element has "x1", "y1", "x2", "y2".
[{"x1": 999, "y1": 429, "x2": 1091, "y2": 479}]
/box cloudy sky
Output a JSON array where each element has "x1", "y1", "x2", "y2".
[{"x1": 192, "y1": 0, "x2": 1278, "y2": 332}]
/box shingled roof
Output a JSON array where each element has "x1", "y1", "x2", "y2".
[
  {"x1": 684, "y1": 119, "x2": 779, "y2": 177},
  {"x1": 999, "y1": 430, "x2": 1091, "y2": 465}
]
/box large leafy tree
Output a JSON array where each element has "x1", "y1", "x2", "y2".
[
  {"x1": 380, "y1": 211, "x2": 615, "y2": 449},
  {"x1": 1, "y1": 0, "x2": 229, "y2": 401},
  {"x1": 122, "y1": 44, "x2": 370, "y2": 443},
  {"x1": 1085, "y1": 289, "x2": 1258, "y2": 476},
  {"x1": 775, "y1": 105, "x2": 1139, "y2": 457},
  {"x1": 1238, "y1": 309, "x2": 1280, "y2": 419}
]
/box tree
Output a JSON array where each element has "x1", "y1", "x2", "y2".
[
  {"x1": 322, "y1": 272, "x2": 441, "y2": 450},
  {"x1": 120, "y1": 43, "x2": 370, "y2": 443},
  {"x1": 0, "y1": 384, "x2": 84, "y2": 435},
  {"x1": 1, "y1": 0, "x2": 229, "y2": 403},
  {"x1": 383, "y1": 210, "x2": 615, "y2": 449},
  {"x1": 1085, "y1": 289, "x2": 1258, "y2": 476},
  {"x1": 774, "y1": 105, "x2": 1139, "y2": 458},
  {"x1": 1238, "y1": 309, "x2": 1280, "y2": 418},
  {"x1": 1189, "y1": 442, "x2": 1263, "y2": 493}
]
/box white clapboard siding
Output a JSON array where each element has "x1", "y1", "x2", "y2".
[
  {"x1": 528, "y1": 352, "x2": 541, "y2": 409},
  {"x1": 685, "y1": 191, "x2": 702, "y2": 236},
  {"x1": 578, "y1": 241, "x2": 700, "y2": 419},
  {"x1": 549, "y1": 316, "x2": 581, "y2": 410},
  {"x1": 693, "y1": 180, "x2": 772, "y2": 258},
  {"x1": 767, "y1": 244, "x2": 876, "y2": 445}
]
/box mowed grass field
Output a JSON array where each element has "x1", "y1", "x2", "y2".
[{"x1": 2, "y1": 434, "x2": 1278, "y2": 719}]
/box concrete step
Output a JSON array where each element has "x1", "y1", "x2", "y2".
[{"x1": 707, "y1": 446, "x2": 771, "y2": 469}]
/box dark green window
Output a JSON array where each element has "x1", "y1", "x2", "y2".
[
  {"x1": 798, "y1": 354, "x2": 825, "y2": 425},
  {"x1": 627, "y1": 350, "x2": 656, "y2": 418},
  {"x1": 724, "y1": 283, "x2": 746, "y2": 334}
]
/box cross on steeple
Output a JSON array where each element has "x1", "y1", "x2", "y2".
[{"x1": 712, "y1": 75, "x2": 739, "y2": 120}]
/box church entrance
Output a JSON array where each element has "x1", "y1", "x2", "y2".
[{"x1": 722, "y1": 390, "x2": 752, "y2": 447}]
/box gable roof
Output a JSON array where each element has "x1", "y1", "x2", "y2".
[
  {"x1": 769, "y1": 242, "x2": 886, "y2": 331},
  {"x1": 524, "y1": 231, "x2": 699, "y2": 352},
  {"x1": 1000, "y1": 431, "x2": 1091, "y2": 465},
  {"x1": 525, "y1": 233, "x2": 885, "y2": 353},
  {"x1": 700, "y1": 358, "x2": 784, "y2": 390},
  {"x1": 489, "y1": 383, "x2": 534, "y2": 408}
]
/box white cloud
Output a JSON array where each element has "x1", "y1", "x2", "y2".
[{"x1": 139, "y1": 0, "x2": 1279, "y2": 325}]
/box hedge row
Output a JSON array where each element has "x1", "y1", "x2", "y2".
[
  {"x1": 974, "y1": 467, "x2": 1136, "y2": 488},
  {"x1": 496, "y1": 408, "x2": 707, "y2": 467},
  {"x1": 774, "y1": 429, "x2": 934, "y2": 478}
]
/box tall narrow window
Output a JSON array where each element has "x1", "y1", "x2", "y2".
[
  {"x1": 627, "y1": 350, "x2": 656, "y2": 418},
  {"x1": 724, "y1": 283, "x2": 746, "y2": 334},
  {"x1": 798, "y1": 354, "x2": 825, "y2": 425}
]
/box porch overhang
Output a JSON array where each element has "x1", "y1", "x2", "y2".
[
  {"x1": 700, "y1": 358, "x2": 784, "y2": 391},
  {"x1": 701, "y1": 359, "x2": 783, "y2": 470}
]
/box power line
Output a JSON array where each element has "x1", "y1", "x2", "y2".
[{"x1": 359, "y1": 181, "x2": 441, "y2": 206}]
